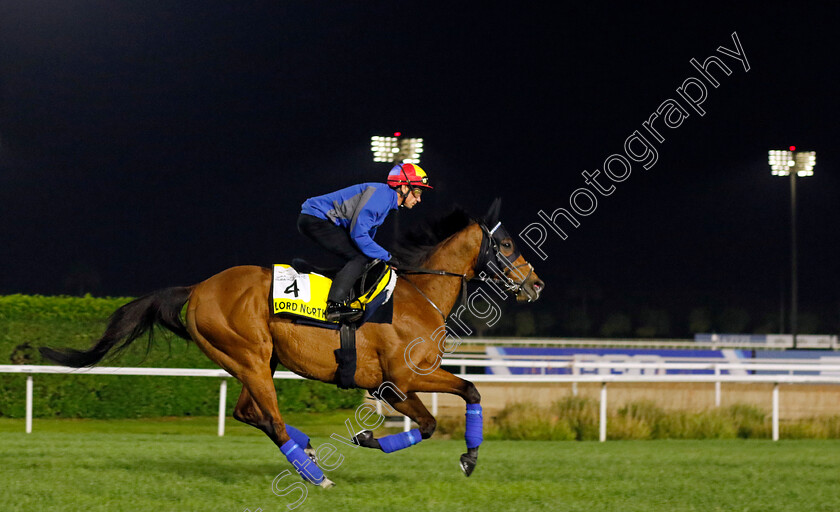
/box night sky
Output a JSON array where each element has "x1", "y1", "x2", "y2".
[{"x1": 1, "y1": 3, "x2": 838, "y2": 336}]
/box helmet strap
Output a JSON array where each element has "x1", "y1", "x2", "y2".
[
  {"x1": 393, "y1": 163, "x2": 416, "y2": 207},
  {"x1": 399, "y1": 162, "x2": 410, "y2": 183},
  {"x1": 397, "y1": 184, "x2": 410, "y2": 207}
]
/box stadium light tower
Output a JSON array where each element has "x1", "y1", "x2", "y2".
[
  {"x1": 370, "y1": 132, "x2": 424, "y2": 165},
  {"x1": 769, "y1": 146, "x2": 816, "y2": 349},
  {"x1": 371, "y1": 132, "x2": 425, "y2": 238}
]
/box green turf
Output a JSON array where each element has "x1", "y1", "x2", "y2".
[
  {"x1": 1, "y1": 417, "x2": 839, "y2": 512},
  {"x1": 0, "y1": 412, "x2": 357, "y2": 437}
]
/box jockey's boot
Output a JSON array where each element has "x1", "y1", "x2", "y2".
[{"x1": 326, "y1": 301, "x2": 363, "y2": 323}]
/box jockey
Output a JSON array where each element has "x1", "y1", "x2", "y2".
[{"x1": 298, "y1": 163, "x2": 432, "y2": 322}]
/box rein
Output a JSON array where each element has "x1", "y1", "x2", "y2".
[{"x1": 397, "y1": 266, "x2": 468, "y2": 322}]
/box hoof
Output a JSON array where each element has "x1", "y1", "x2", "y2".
[
  {"x1": 459, "y1": 452, "x2": 478, "y2": 477},
  {"x1": 352, "y1": 430, "x2": 379, "y2": 449},
  {"x1": 319, "y1": 477, "x2": 335, "y2": 489}
]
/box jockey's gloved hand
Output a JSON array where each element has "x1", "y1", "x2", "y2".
[{"x1": 387, "y1": 256, "x2": 405, "y2": 270}]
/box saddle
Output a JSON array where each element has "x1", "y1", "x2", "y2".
[
  {"x1": 270, "y1": 259, "x2": 396, "y2": 328},
  {"x1": 270, "y1": 259, "x2": 396, "y2": 390}
]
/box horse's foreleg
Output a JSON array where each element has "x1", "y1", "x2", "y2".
[
  {"x1": 353, "y1": 392, "x2": 435, "y2": 451},
  {"x1": 398, "y1": 369, "x2": 483, "y2": 477}
]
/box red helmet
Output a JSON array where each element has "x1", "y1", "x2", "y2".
[{"x1": 386, "y1": 163, "x2": 433, "y2": 189}]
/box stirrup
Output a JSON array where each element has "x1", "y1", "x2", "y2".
[{"x1": 326, "y1": 301, "x2": 362, "y2": 323}]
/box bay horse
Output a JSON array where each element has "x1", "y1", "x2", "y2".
[{"x1": 40, "y1": 199, "x2": 544, "y2": 487}]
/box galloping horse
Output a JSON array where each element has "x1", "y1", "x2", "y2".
[{"x1": 40, "y1": 199, "x2": 544, "y2": 487}]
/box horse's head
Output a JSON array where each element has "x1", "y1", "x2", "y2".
[{"x1": 475, "y1": 198, "x2": 545, "y2": 303}]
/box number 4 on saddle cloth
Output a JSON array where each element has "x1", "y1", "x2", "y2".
[{"x1": 270, "y1": 259, "x2": 396, "y2": 329}]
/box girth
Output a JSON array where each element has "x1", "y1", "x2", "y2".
[{"x1": 334, "y1": 324, "x2": 357, "y2": 389}]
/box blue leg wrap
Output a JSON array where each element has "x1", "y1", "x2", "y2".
[
  {"x1": 281, "y1": 439, "x2": 324, "y2": 485},
  {"x1": 379, "y1": 428, "x2": 422, "y2": 453},
  {"x1": 285, "y1": 425, "x2": 310, "y2": 448},
  {"x1": 465, "y1": 404, "x2": 483, "y2": 449}
]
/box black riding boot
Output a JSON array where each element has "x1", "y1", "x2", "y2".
[{"x1": 326, "y1": 255, "x2": 368, "y2": 322}]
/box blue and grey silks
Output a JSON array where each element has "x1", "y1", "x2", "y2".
[{"x1": 301, "y1": 183, "x2": 399, "y2": 261}]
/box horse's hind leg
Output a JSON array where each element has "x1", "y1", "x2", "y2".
[
  {"x1": 232, "y1": 352, "x2": 319, "y2": 462},
  {"x1": 232, "y1": 351, "x2": 280, "y2": 435},
  {"x1": 187, "y1": 308, "x2": 332, "y2": 487},
  {"x1": 353, "y1": 392, "x2": 436, "y2": 451},
  {"x1": 214, "y1": 346, "x2": 334, "y2": 487},
  {"x1": 232, "y1": 351, "x2": 281, "y2": 435}
]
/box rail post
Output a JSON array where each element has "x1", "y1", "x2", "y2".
[
  {"x1": 714, "y1": 364, "x2": 721, "y2": 407},
  {"x1": 26, "y1": 375, "x2": 33, "y2": 434},
  {"x1": 772, "y1": 383, "x2": 779, "y2": 441},
  {"x1": 599, "y1": 382, "x2": 607, "y2": 442},
  {"x1": 218, "y1": 378, "x2": 227, "y2": 437}
]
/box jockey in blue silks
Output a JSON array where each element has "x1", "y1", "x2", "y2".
[{"x1": 298, "y1": 163, "x2": 432, "y2": 322}]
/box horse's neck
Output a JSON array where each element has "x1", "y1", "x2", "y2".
[{"x1": 409, "y1": 224, "x2": 481, "y2": 318}]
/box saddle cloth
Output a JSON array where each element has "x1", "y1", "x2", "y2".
[{"x1": 270, "y1": 263, "x2": 396, "y2": 324}]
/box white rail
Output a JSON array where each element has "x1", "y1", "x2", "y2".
[
  {"x1": 447, "y1": 353, "x2": 840, "y2": 364},
  {"x1": 2, "y1": 362, "x2": 838, "y2": 442},
  {"x1": 0, "y1": 365, "x2": 303, "y2": 436},
  {"x1": 461, "y1": 337, "x2": 840, "y2": 350},
  {"x1": 442, "y1": 359, "x2": 840, "y2": 372}
]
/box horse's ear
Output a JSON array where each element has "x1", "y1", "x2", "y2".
[{"x1": 484, "y1": 197, "x2": 502, "y2": 226}]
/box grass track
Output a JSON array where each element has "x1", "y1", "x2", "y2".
[{"x1": 1, "y1": 418, "x2": 839, "y2": 512}]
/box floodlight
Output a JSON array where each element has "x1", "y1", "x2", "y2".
[
  {"x1": 768, "y1": 150, "x2": 795, "y2": 176},
  {"x1": 768, "y1": 147, "x2": 817, "y2": 349},
  {"x1": 794, "y1": 151, "x2": 816, "y2": 176},
  {"x1": 371, "y1": 135, "x2": 400, "y2": 163},
  {"x1": 768, "y1": 149, "x2": 815, "y2": 177},
  {"x1": 370, "y1": 133, "x2": 424, "y2": 164}
]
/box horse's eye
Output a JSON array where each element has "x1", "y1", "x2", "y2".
[{"x1": 503, "y1": 242, "x2": 512, "y2": 249}]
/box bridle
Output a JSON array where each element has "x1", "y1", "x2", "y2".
[
  {"x1": 474, "y1": 221, "x2": 535, "y2": 297},
  {"x1": 397, "y1": 219, "x2": 536, "y2": 321}
]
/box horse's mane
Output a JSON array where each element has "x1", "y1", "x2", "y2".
[{"x1": 391, "y1": 207, "x2": 477, "y2": 267}]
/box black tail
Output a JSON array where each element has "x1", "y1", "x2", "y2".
[{"x1": 39, "y1": 286, "x2": 193, "y2": 368}]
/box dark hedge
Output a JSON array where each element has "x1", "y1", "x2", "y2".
[{"x1": 0, "y1": 295, "x2": 363, "y2": 418}]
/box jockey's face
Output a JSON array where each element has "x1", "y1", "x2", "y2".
[{"x1": 400, "y1": 185, "x2": 421, "y2": 209}]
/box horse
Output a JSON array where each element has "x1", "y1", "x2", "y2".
[{"x1": 40, "y1": 199, "x2": 544, "y2": 488}]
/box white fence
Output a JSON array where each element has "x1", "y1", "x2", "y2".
[
  {"x1": 2, "y1": 360, "x2": 840, "y2": 442},
  {"x1": 461, "y1": 336, "x2": 840, "y2": 350}
]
